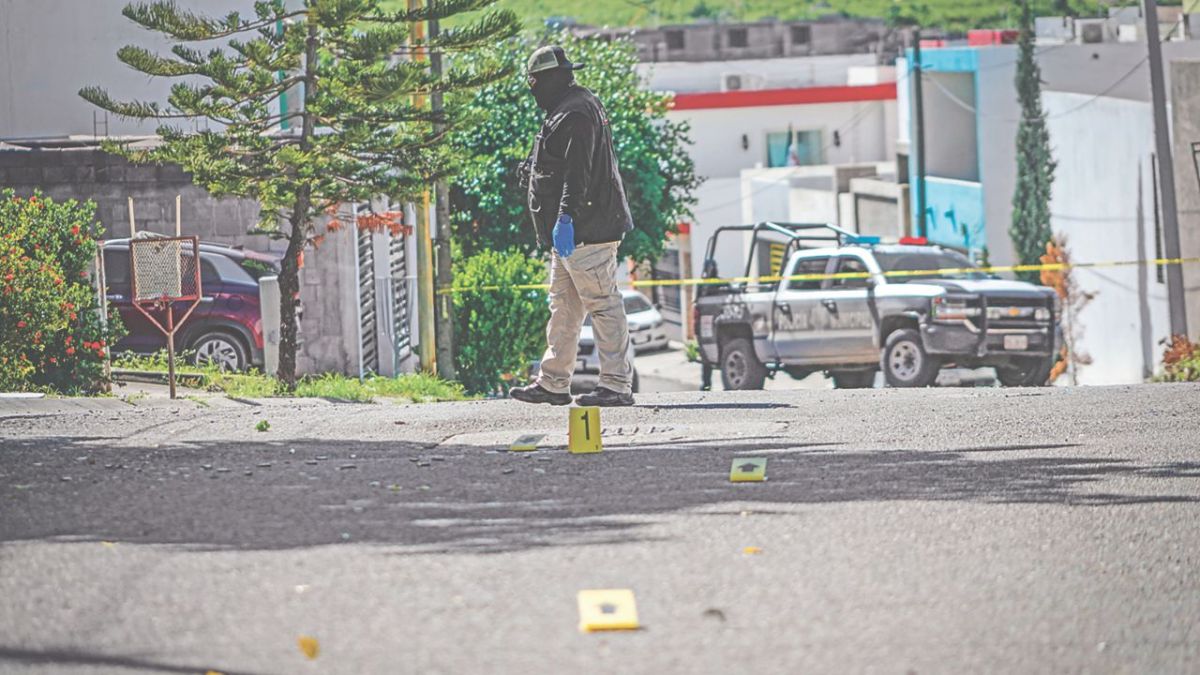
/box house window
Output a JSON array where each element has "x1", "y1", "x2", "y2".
[
  {"x1": 665, "y1": 30, "x2": 684, "y2": 50},
  {"x1": 766, "y1": 130, "x2": 823, "y2": 167},
  {"x1": 727, "y1": 28, "x2": 748, "y2": 48},
  {"x1": 791, "y1": 25, "x2": 811, "y2": 45}
]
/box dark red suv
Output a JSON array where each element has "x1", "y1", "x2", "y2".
[{"x1": 102, "y1": 238, "x2": 283, "y2": 371}]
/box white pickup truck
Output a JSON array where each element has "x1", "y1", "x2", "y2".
[{"x1": 694, "y1": 223, "x2": 1061, "y2": 389}]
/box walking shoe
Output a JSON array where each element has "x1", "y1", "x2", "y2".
[
  {"x1": 509, "y1": 382, "x2": 572, "y2": 406},
  {"x1": 575, "y1": 387, "x2": 635, "y2": 407}
]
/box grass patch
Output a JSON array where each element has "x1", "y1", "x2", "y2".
[{"x1": 113, "y1": 352, "x2": 470, "y2": 403}]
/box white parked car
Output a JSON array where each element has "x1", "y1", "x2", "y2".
[
  {"x1": 573, "y1": 324, "x2": 640, "y2": 394},
  {"x1": 619, "y1": 290, "x2": 670, "y2": 353}
]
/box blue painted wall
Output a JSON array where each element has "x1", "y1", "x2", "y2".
[
  {"x1": 923, "y1": 178, "x2": 986, "y2": 252},
  {"x1": 905, "y1": 46, "x2": 986, "y2": 256}
]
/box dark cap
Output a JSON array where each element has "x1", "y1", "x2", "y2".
[{"x1": 527, "y1": 45, "x2": 586, "y2": 75}]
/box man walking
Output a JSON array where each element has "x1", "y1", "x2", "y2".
[{"x1": 509, "y1": 45, "x2": 636, "y2": 407}]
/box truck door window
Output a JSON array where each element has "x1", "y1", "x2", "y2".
[
  {"x1": 786, "y1": 257, "x2": 830, "y2": 290},
  {"x1": 829, "y1": 256, "x2": 870, "y2": 289}
]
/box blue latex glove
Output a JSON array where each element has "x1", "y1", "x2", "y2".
[{"x1": 552, "y1": 214, "x2": 575, "y2": 258}]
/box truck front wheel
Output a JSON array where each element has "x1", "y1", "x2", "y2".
[
  {"x1": 996, "y1": 356, "x2": 1054, "y2": 387},
  {"x1": 881, "y1": 328, "x2": 939, "y2": 388},
  {"x1": 720, "y1": 337, "x2": 767, "y2": 390}
]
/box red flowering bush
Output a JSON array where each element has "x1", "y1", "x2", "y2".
[
  {"x1": 1157, "y1": 334, "x2": 1200, "y2": 383},
  {"x1": 0, "y1": 189, "x2": 123, "y2": 393}
]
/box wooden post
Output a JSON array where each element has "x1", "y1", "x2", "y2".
[
  {"x1": 166, "y1": 303, "x2": 176, "y2": 399},
  {"x1": 409, "y1": 0, "x2": 437, "y2": 375},
  {"x1": 127, "y1": 197, "x2": 137, "y2": 238}
]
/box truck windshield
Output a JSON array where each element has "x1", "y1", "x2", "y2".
[{"x1": 873, "y1": 250, "x2": 988, "y2": 282}]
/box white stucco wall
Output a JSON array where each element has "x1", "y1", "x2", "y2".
[
  {"x1": 640, "y1": 54, "x2": 879, "y2": 93},
  {"x1": 667, "y1": 99, "x2": 894, "y2": 181},
  {"x1": 687, "y1": 177, "x2": 747, "y2": 280},
  {"x1": 0, "y1": 0, "x2": 263, "y2": 139},
  {"x1": 1045, "y1": 92, "x2": 1170, "y2": 384}
]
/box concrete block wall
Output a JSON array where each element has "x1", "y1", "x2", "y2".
[{"x1": 576, "y1": 19, "x2": 907, "y2": 64}]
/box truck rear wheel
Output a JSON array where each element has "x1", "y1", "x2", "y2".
[
  {"x1": 831, "y1": 370, "x2": 876, "y2": 389},
  {"x1": 881, "y1": 328, "x2": 939, "y2": 388},
  {"x1": 720, "y1": 337, "x2": 767, "y2": 390}
]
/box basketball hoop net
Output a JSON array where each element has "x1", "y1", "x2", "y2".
[{"x1": 130, "y1": 236, "x2": 203, "y2": 398}]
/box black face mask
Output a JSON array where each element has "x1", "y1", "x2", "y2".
[{"x1": 529, "y1": 68, "x2": 574, "y2": 111}]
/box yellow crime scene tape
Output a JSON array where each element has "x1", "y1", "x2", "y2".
[{"x1": 437, "y1": 257, "x2": 1200, "y2": 295}]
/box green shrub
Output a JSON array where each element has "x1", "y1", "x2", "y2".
[
  {"x1": 452, "y1": 249, "x2": 550, "y2": 395},
  {"x1": 0, "y1": 190, "x2": 123, "y2": 393}
]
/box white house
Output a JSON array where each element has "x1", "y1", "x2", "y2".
[{"x1": 638, "y1": 55, "x2": 900, "y2": 339}]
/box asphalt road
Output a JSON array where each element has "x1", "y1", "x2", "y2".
[{"x1": 1, "y1": 384, "x2": 1199, "y2": 674}]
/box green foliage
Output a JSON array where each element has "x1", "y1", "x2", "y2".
[
  {"x1": 383, "y1": 0, "x2": 1096, "y2": 33},
  {"x1": 256, "y1": 419, "x2": 271, "y2": 432},
  {"x1": 1155, "y1": 335, "x2": 1200, "y2": 383},
  {"x1": 452, "y1": 249, "x2": 550, "y2": 394},
  {"x1": 81, "y1": 0, "x2": 519, "y2": 386},
  {"x1": 1009, "y1": 0, "x2": 1055, "y2": 283},
  {"x1": 447, "y1": 31, "x2": 698, "y2": 265},
  {"x1": 0, "y1": 190, "x2": 124, "y2": 393}
]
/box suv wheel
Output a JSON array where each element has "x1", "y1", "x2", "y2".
[
  {"x1": 831, "y1": 370, "x2": 876, "y2": 389},
  {"x1": 881, "y1": 329, "x2": 939, "y2": 387},
  {"x1": 720, "y1": 337, "x2": 767, "y2": 390},
  {"x1": 996, "y1": 356, "x2": 1054, "y2": 387},
  {"x1": 192, "y1": 331, "x2": 249, "y2": 372}
]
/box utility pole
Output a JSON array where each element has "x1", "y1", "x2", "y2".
[
  {"x1": 409, "y1": 0, "x2": 437, "y2": 374},
  {"x1": 429, "y1": 16, "x2": 457, "y2": 381},
  {"x1": 911, "y1": 28, "x2": 928, "y2": 239},
  {"x1": 1144, "y1": 0, "x2": 1190, "y2": 336}
]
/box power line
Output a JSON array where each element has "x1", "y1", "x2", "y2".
[{"x1": 920, "y1": 56, "x2": 1149, "y2": 122}]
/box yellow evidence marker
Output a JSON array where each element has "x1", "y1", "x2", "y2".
[
  {"x1": 730, "y1": 457, "x2": 767, "y2": 482},
  {"x1": 510, "y1": 433, "x2": 545, "y2": 452},
  {"x1": 577, "y1": 589, "x2": 640, "y2": 632},
  {"x1": 297, "y1": 635, "x2": 319, "y2": 660},
  {"x1": 568, "y1": 406, "x2": 602, "y2": 454}
]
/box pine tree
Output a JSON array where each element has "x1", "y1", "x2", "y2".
[
  {"x1": 1009, "y1": 0, "x2": 1055, "y2": 283},
  {"x1": 81, "y1": 0, "x2": 518, "y2": 387}
]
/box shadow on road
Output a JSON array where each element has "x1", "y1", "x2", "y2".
[
  {"x1": 2, "y1": 435, "x2": 1197, "y2": 556},
  {"x1": 0, "y1": 646, "x2": 267, "y2": 675},
  {"x1": 640, "y1": 402, "x2": 797, "y2": 410}
]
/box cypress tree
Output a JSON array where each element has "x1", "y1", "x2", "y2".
[
  {"x1": 1009, "y1": 0, "x2": 1056, "y2": 283},
  {"x1": 80, "y1": 0, "x2": 518, "y2": 387}
]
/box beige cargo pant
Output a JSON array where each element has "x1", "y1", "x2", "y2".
[{"x1": 535, "y1": 241, "x2": 634, "y2": 395}]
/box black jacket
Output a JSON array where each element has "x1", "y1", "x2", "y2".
[{"x1": 526, "y1": 85, "x2": 634, "y2": 249}]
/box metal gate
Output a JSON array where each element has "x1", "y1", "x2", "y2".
[
  {"x1": 387, "y1": 230, "x2": 412, "y2": 362},
  {"x1": 652, "y1": 247, "x2": 683, "y2": 335},
  {"x1": 357, "y1": 227, "x2": 379, "y2": 374}
]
